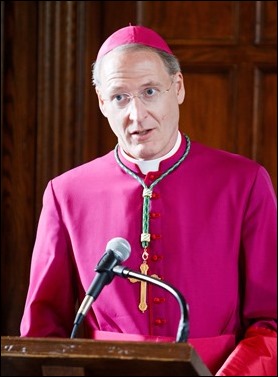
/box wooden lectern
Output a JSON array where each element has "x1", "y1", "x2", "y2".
[{"x1": 1, "y1": 336, "x2": 212, "y2": 376}]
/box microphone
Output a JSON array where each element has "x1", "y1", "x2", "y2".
[
  {"x1": 113, "y1": 265, "x2": 189, "y2": 343},
  {"x1": 70, "y1": 237, "x2": 131, "y2": 338}
]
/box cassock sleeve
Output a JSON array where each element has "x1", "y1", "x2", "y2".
[
  {"x1": 216, "y1": 166, "x2": 277, "y2": 376},
  {"x1": 20, "y1": 180, "x2": 77, "y2": 337},
  {"x1": 215, "y1": 326, "x2": 277, "y2": 376}
]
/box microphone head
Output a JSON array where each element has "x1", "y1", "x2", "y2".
[{"x1": 106, "y1": 237, "x2": 131, "y2": 262}]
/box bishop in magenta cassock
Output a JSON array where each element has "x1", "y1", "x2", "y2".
[{"x1": 20, "y1": 25, "x2": 277, "y2": 376}]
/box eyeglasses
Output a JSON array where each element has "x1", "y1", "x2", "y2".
[{"x1": 101, "y1": 79, "x2": 174, "y2": 110}]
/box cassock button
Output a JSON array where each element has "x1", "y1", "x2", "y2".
[
  {"x1": 151, "y1": 254, "x2": 163, "y2": 262},
  {"x1": 153, "y1": 297, "x2": 166, "y2": 304},
  {"x1": 150, "y1": 212, "x2": 161, "y2": 219},
  {"x1": 154, "y1": 318, "x2": 166, "y2": 326},
  {"x1": 148, "y1": 172, "x2": 160, "y2": 180},
  {"x1": 151, "y1": 234, "x2": 162, "y2": 240},
  {"x1": 151, "y1": 192, "x2": 160, "y2": 199}
]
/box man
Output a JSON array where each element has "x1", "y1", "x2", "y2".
[{"x1": 20, "y1": 25, "x2": 277, "y2": 375}]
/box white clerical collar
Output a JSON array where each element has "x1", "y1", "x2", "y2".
[{"x1": 120, "y1": 131, "x2": 182, "y2": 174}]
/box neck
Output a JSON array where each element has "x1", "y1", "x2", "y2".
[{"x1": 121, "y1": 132, "x2": 182, "y2": 174}]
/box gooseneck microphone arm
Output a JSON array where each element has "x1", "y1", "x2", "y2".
[
  {"x1": 70, "y1": 237, "x2": 189, "y2": 342},
  {"x1": 113, "y1": 265, "x2": 189, "y2": 343},
  {"x1": 70, "y1": 237, "x2": 131, "y2": 339}
]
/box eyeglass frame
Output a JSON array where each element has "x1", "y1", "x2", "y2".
[{"x1": 100, "y1": 77, "x2": 175, "y2": 110}]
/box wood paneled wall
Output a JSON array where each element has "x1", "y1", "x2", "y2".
[{"x1": 1, "y1": 1, "x2": 277, "y2": 335}]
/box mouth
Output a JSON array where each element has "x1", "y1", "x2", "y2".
[{"x1": 131, "y1": 129, "x2": 152, "y2": 136}]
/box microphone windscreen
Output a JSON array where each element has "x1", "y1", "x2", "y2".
[{"x1": 106, "y1": 237, "x2": 131, "y2": 262}]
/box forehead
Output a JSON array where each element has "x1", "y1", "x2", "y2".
[{"x1": 99, "y1": 49, "x2": 170, "y2": 89}]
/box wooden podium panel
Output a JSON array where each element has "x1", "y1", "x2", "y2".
[{"x1": 1, "y1": 336, "x2": 212, "y2": 376}]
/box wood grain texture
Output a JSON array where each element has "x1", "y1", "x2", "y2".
[{"x1": 1, "y1": 0, "x2": 276, "y2": 337}]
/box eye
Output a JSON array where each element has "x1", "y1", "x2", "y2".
[
  {"x1": 142, "y1": 87, "x2": 159, "y2": 99},
  {"x1": 112, "y1": 93, "x2": 130, "y2": 104}
]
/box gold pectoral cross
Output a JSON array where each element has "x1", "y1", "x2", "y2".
[{"x1": 128, "y1": 261, "x2": 160, "y2": 313}]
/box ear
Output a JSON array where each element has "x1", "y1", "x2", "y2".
[
  {"x1": 95, "y1": 87, "x2": 108, "y2": 117},
  {"x1": 175, "y1": 72, "x2": 185, "y2": 104}
]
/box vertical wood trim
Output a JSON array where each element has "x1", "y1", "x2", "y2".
[
  {"x1": 1, "y1": 0, "x2": 38, "y2": 335},
  {"x1": 36, "y1": 1, "x2": 77, "y2": 217},
  {"x1": 35, "y1": 1, "x2": 102, "y2": 220},
  {"x1": 252, "y1": 67, "x2": 262, "y2": 160},
  {"x1": 255, "y1": 1, "x2": 263, "y2": 44}
]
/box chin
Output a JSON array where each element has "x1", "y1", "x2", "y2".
[{"x1": 135, "y1": 149, "x2": 158, "y2": 161}]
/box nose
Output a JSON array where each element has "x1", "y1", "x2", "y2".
[{"x1": 128, "y1": 96, "x2": 148, "y2": 122}]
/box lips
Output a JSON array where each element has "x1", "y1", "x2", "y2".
[
  {"x1": 132, "y1": 130, "x2": 148, "y2": 135},
  {"x1": 131, "y1": 129, "x2": 152, "y2": 136}
]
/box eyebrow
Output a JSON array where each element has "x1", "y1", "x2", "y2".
[{"x1": 108, "y1": 80, "x2": 163, "y2": 94}]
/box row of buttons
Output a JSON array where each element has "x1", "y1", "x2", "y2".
[{"x1": 145, "y1": 178, "x2": 167, "y2": 328}]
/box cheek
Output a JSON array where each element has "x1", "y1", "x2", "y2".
[
  {"x1": 106, "y1": 113, "x2": 125, "y2": 136},
  {"x1": 161, "y1": 100, "x2": 179, "y2": 120}
]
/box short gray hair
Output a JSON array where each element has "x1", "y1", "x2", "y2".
[{"x1": 92, "y1": 44, "x2": 181, "y2": 87}]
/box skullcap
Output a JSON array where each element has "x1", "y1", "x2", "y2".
[{"x1": 96, "y1": 25, "x2": 173, "y2": 60}]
